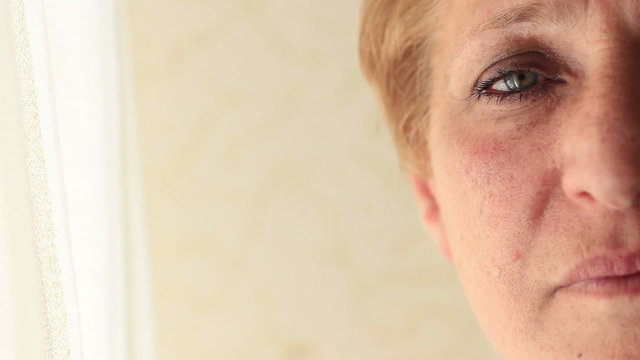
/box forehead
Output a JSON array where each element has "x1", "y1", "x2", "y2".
[
  {"x1": 431, "y1": 0, "x2": 640, "y2": 91},
  {"x1": 443, "y1": 0, "x2": 640, "y2": 39}
]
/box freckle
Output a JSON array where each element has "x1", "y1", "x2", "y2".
[
  {"x1": 510, "y1": 251, "x2": 523, "y2": 263},
  {"x1": 577, "y1": 353, "x2": 582, "y2": 358}
]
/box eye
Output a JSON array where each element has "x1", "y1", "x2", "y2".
[
  {"x1": 487, "y1": 70, "x2": 540, "y2": 94},
  {"x1": 470, "y1": 51, "x2": 565, "y2": 105}
]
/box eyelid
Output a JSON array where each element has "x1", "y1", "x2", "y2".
[{"x1": 482, "y1": 57, "x2": 559, "y2": 83}]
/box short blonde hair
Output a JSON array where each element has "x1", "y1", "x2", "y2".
[{"x1": 359, "y1": 0, "x2": 442, "y2": 178}]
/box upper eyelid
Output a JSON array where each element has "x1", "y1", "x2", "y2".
[
  {"x1": 474, "y1": 51, "x2": 561, "y2": 83},
  {"x1": 486, "y1": 64, "x2": 556, "y2": 83}
]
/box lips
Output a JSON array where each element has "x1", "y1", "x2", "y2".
[{"x1": 559, "y1": 250, "x2": 640, "y2": 296}]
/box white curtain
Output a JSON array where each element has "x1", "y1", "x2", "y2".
[{"x1": 4, "y1": 0, "x2": 154, "y2": 358}]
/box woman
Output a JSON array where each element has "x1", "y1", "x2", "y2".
[{"x1": 360, "y1": 1, "x2": 640, "y2": 359}]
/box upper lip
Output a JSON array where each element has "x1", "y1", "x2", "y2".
[{"x1": 560, "y1": 250, "x2": 640, "y2": 288}]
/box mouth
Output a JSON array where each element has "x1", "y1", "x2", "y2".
[{"x1": 558, "y1": 250, "x2": 640, "y2": 297}]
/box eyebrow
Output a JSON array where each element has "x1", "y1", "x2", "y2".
[{"x1": 466, "y1": 1, "x2": 576, "y2": 36}]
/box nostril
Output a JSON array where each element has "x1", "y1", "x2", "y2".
[
  {"x1": 576, "y1": 191, "x2": 591, "y2": 199},
  {"x1": 575, "y1": 191, "x2": 595, "y2": 204}
]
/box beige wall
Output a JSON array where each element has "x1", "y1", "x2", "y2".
[{"x1": 127, "y1": 1, "x2": 497, "y2": 359}]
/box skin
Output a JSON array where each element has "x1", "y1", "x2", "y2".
[{"x1": 410, "y1": 0, "x2": 640, "y2": 359}]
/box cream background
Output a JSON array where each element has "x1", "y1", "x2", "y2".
[{"x1": 127, "y1": 1, "x2": 498, "y2": 359}]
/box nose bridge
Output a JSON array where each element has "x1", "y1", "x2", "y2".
[
  {"x1": 562, "y1": 40, "x2": 640, "y2": 210},
  {"x1": 587, "y1": 41, "x2": 640, "y2": 154}
]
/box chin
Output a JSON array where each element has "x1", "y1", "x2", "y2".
[{"x1": 494, "y1": 311, "x2": 640, "y2": 360}]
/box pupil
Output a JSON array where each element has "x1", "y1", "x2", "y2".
[{"x1": 517, "y1": 73, "x2": 526, "y2": 81}]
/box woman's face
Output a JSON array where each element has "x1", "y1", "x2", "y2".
[{"x1": 416, "y1": 0, "x2": 640, "y2": 358}]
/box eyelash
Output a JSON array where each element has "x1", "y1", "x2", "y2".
[{"x1": 471, "y1": 68, "x2": 547, "y2": 105}]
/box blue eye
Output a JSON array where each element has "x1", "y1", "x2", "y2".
[
  {"x1": 489, "y1": 71, "x2": 540, "y2": 93},
  {"x1": 470, "y1": 51, "x2": 564, "y2": 105}
]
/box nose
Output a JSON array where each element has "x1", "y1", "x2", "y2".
[{"x1": 561, "y1": 48, "x2": 640, "y2": 210}]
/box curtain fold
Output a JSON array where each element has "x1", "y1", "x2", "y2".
[
  {"x1": 11, "y1": 0, "x2": 82, "y2": 357},
  {"x1": 8, "y1": 0, "x2": 153, "y2": 358}
]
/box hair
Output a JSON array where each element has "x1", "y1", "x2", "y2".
[{"x1": 359, "y1": 0, "x2": 442, "y2": 179}]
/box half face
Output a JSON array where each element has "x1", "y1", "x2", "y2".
[{"x1": 414, "y1": 0, "x2": 640, "y2": 359}]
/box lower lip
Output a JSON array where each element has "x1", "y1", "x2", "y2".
[{"x1": 561, "y1": 272, "x2": 640, "y2": 297}]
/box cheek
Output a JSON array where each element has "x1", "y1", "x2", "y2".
[{"x1": 436, "y1": 130, "x2": 553, "y2": 270}]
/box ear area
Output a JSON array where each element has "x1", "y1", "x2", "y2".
[{"x1": 408, "y1": 174, "x2": 452, "y2": 262}]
